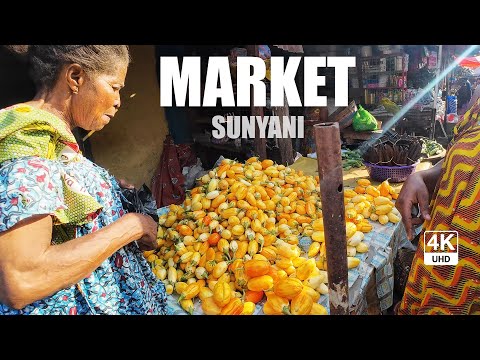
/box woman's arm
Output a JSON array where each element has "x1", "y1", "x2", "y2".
[
  {"x1": 420, "y1": 158, "x2": 444, "y2": 194},
  {"x1": 395, "y1": 159, "x2": 443, "y2": 240},
  {"x1": 0, "y1": 212, "x2": 157, "y2": 310}
]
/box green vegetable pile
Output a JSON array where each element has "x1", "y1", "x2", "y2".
[
  {"x1": 420, "y1": 137, "x2": 445, "y2": 157},
  {"x1": 342, "y1": 149, "x2": 364, "y2": 170}
]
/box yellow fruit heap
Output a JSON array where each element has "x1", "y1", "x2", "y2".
[
  {"x1": 144, "y1": 157, "x2": 376, "y2": 315},
  {"x1": 344, "y1": 178, "x2": 401, "y2": 226}
]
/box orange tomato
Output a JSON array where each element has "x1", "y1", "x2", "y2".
[
  {"x1": 203, "y1": 215, "x2": 212, "y2": 226},
  {"x1": 244, "y1": 290, "x2": 264, "y2": 304},
  {"x1": 244, "y1": 259, "x2": 271, "y2": 278},
  {"x1": 208, "y1": 233, "x2": 221, "y2": 246}
]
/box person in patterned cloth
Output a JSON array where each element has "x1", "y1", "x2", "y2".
[
  {"x1": 395, "y1": 98, "x2": 480, "y2": 315},
  {"x1": 0, "y1": 46, "x2": 171, "y2": 314}
]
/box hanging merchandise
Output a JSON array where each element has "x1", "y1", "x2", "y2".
[{"x1": 151, "y1": 135, "x2": 186, "y2": 208}]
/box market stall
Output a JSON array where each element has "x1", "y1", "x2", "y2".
[
  {"x1": 143, "y1": 102, "x2": 445, "y2": 315},
  {"x1": 146, "y1": 155, "x2": 429, "y2": 315},
  {"x1": 142, "y1": 45, "x2": 449, "y2": 315}
]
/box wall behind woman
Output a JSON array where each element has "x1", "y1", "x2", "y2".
[
  {"x1": 0, "y1": 46, "x2": 35, "y2": 108},
  {"x1": 90, "y1": 45, "x2": 169, "y2": 188}
]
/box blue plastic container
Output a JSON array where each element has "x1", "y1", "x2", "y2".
[{"x1": 446, "y1": 95, "x2": 457, "y2": 114}]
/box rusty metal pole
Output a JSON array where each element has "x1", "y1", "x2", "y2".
[{"x1": 313, "y1": 121, "x2": 349, "y2": 315}]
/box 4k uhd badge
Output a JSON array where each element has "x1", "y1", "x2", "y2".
[{"x1": 424, "y1": 231, "x2": 458, "y2": 265}]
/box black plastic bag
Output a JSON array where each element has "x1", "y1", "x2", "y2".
[{"x1": 120, "y1": 184, "x2": 159, "y2": 222}]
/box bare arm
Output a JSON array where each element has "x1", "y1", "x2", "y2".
[
  {"x1": 419, "y1": 159, "x2": 444, "y2": 194},
  {"x1": 0, "y1": 212, "x2": 157, "y2": 310},
  {"x1": 395, "y1": 159, "x2": 443, "y2": 240}
]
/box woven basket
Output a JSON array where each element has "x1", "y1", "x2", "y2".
[{"x1": 364, "y1": 162, "x2": 418, "y2": 183}]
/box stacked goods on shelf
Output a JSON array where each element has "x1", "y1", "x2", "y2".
[
  {"x1": 361, "y1": 53, "x2": 408, "y2": 106},
  {"x1": 144, "y1": 157, "x2": 397, "y2": 315}
]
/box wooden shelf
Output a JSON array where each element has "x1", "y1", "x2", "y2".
[
  {"x1": 360, "y1": 53, "x2": 405, "y2": 60},
  {"x1": 362, "y1": 69, "x2": 404, "y2": 74},
  {"x1": 365, "y1": 87, "x2": 406, "y2": 90}
]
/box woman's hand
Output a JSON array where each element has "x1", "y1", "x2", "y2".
[
  {"x1": 117, "y1": 178, "x2": 135, "y2": 190},
  {"x1": 395, "y1": 172, "x2": 432, "y2": 241},
  {"x1": 129, "y1": 213, "x2": 158, "y2": 251},
  {"x1": 396, "y1": 160, "x2": 444, "y2": 240}
]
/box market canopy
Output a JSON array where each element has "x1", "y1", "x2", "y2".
[{"x1": 457, "y1": 56, "x2": 480, "y2": 69}]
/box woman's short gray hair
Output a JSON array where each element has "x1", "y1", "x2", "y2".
[{"x1": 6, "y1": 45, "x2": 130, "y2": 91}]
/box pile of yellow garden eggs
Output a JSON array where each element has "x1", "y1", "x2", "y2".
[{"x1": 143, "y1": 157, "x2": 399, "y2": 315}]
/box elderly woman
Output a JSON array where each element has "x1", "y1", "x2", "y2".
[{"x1": 0, "y1": 45, "x2": 170, "y2": 314}]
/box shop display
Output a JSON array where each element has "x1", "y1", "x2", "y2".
[
  {"x1": 361, "y1": 133, "x2": 423, "y2": 182},
  {"x1": 360, "y1": 52, "x2": 409, "y2": 106},
  {"x1": 157, "y1": 45, "x2": 451, "y2": 315}
]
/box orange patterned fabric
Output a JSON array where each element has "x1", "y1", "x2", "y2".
[{"x1": 398, "y1": 99, "x2": 480, "y2": 315}]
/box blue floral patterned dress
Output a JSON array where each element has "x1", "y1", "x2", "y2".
[{"x1": 0, "y1": 105, "x2": 172, "y2": 315}]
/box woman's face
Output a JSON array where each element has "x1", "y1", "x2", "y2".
[{"x1": 72, "y1": 63, "x2": 128, "y2": 131}]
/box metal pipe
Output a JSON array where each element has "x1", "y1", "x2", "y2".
[{"x1": 313, "y1": 122, "x2": 349, "y2": 315}]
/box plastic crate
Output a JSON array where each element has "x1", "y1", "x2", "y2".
[{"x1": 364, "y1": 162, "x2": 418, "y2": 183}]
